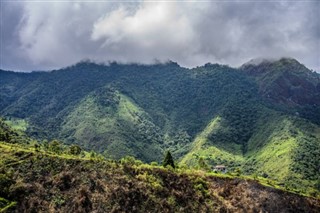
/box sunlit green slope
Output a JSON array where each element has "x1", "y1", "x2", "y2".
[
  {"x1": 60, "y1": 87, "x2": 163, "y2": 162},
  {"x1": 0, "y1": 58, "x2": 319, "y2": 193}
]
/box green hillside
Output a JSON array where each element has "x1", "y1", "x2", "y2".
[
  {"x1": 60, "y1": 87, "x2": 163, "y2": 162},
  {"x1": 1, "y1": 58, "x2": 320, "y2": 196},
  {"x1": 1, "y1": 61, "x2": 261, "y2": 161},
  {"x1": 0, "y1": 122, "x2": 319, "y2": 212}
]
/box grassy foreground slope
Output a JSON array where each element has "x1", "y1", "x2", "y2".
[{"x1": 0, "y1": 142, "x2": 320, "y2": 213}]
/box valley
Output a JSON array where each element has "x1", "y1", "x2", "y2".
[{"x1": 1, "y1": 58, "x2": 320, "y2": 211}]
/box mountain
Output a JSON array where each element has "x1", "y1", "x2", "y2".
[
  {"x1": 241, "y1": 58, "x2": 320, "y2": 106},
  {"x1": 0, "y1": 58, "x2": 320, "y2": 195},
  {"x1": 241, "y1": 58, "x2": 320, "y2": 124},
  {"x1": 0, "y1": 124, "x2": 319, "y2": 212}
]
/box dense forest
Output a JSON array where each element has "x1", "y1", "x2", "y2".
[{"x1": 1, "y1": 58, "x2": 320, "y2": 198}]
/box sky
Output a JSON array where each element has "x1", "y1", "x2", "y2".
[{"x1": 1, "y1": 0, "x2": 319, "y2": 72}]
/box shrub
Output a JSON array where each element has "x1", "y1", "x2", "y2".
[
  {"x1": 0, "y1": 173, "x2": 14, "y2": 197},
  {"x1": 120, "y1": 156, "x2": 142, "y2": 166},
  {"x1": 150, "y1": 161, "x2": 158, "y2": 166},
  {"x1": 69, "y1": 145, "x2": 82, "y2": 155},
  {"x1": 136, "y1": 172, "x2": 163, "y2": 190},
  {"x1": 49, "y1": 140, "x2": 62, "y2": 154}
]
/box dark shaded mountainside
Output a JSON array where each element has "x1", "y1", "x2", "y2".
[
  {"x1": 1, "y1": 58, "x2": 320, "y2": 195},
  {"x1": 0, "y1": 121, "x2": 319, "y2": 212}
]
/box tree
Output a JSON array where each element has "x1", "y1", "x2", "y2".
[
  {"x1": 69, "y1": 144, "x2": 82, "y2": 155},
  {"x1": 49, "y1": 140, "x2": 62, "y2": 154},
  {"x1": 162, "y1": 151, "x2": 175, "y2": 169}
]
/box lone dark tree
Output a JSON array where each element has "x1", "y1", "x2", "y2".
[{"x1": 162, "y1": 151, "x2": 175, "y2": 169}]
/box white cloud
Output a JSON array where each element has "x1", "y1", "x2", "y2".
[
  {"x1": 91, "y1": 2, "x2": 198, "y2": 65},
  {"x1": 5, "y1": 2, "x2": 117, "y2": 70},
  {"x1": 1, "y1": 1, "x2": 319, "y2": 71}
]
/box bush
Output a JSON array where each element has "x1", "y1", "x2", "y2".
[
  {"x1": 0, "y1": 173, "x2": 14, "y2": 197},
  {"x1": 49, "y1": 140, "x2": 62, "y2": 154},
  {"x1": 136, "y1": 172, "x2": 163, "y2": 190},
  {"x1": 150, "y1": 161, "x2": 158, "y2": 166},
  {"x1": 69, "y1": 145, "x2": 82, "y2": 155},
  {"x1": 193, "y1": 177, "x2": 209, "y2": 197},
  {"x1": 120, "y1": 156, "x2": 142, "y2": 166}
]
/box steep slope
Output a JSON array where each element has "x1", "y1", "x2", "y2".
[
  {"x1": 0, "y1": 59, "x2": 319, "y2": 195},
  {"x1": 0, "y1": 141, "x2": 319, "y2": 213},
  {"x1": 180, "y1": 116, "x2": 245, "y2": 167},
  {"x1": 181, "y1": 106, "x2": 320, "y2": 191},
  {"x1": 118, "y1": 63, "x2": 261, "y2": 159},
  {"x1": 1, "y1": 121, "x2": 319, "y2": 212},
  {"x1": 60, "y1": 86, "x2": 163, "y2": 162},
  {"x1": 1, "y1": 62, "x2": 261, "y2": 161},
  {"x1": 244, "y1": 111, "x2": 320, "y2": 191},
  {"x1": 241, "y1": 57, "x2": 320, "y2": 124}
]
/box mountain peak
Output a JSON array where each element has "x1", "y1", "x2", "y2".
[
  {"x1": 242, "y1": 57, "x2": 276, "y2": 67},
  {"x1": 240, "y1": 57, "x2": 320, "y2": 108},
  {"x1": 240, "y1": 57, "x2": 312, "y2": 77},
  {"x1": 241, "y1": 57, "x2": 302, "y2": 68}
]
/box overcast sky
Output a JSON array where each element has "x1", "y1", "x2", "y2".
[{"x1": 1, "y1": 0, "x2": 319, "y2": 71}]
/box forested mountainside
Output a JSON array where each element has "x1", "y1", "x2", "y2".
[
  {"x1": 0, "y1": 120, "x2": 319, "y2": 212},
  {"x1": 1, "y1": 58, "x2": 320, "y2": 195}
]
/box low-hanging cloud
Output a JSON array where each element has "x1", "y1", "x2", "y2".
[{"x1": 1, "y1": 1, "x2": 319, "y2": 71}]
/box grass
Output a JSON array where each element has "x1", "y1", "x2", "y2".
[
  {"x1": 59, "y1": 88, "x2": 163, "y2": 161},
  {"x1": 245, "y1": 117, "x2": 297, "y2": 181},
  {"x1": 0, "y1": 140, "x2": 319, "y2": 213},
  {"x1": 4, "y1": 119, "x2": 28, "y2": 132},
  {"x1": 191, "y1": 116, "x2": 222, "y2": 150},
  {"x1": 180, "y1": 116, "x2": 244, "y2": 168},
  {"x1": 179, "y1": 112, "x2": 320, "y2": 197},
  {"x1": 3, "y1": 134, "x2": 312, "y2": 200},
  {"x1": 118, "y1": 93, "x2": 142, "y2": 122},
  {"x1": 0, "y1": 197, "x2": 16, "y2": 213}
]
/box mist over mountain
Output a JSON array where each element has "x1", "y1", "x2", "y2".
[
  {"x1": 2, "y1": 1, "x2": 319, "y2": 71},
  {"x1": 1, "y1": 0, "x2": 320, "y2": 211}
]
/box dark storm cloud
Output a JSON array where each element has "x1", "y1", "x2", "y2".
[
  {"x1": 1, "y1": 1, "x2": 319, "y2": 71},
  {"x1": 1, "y1": 2, "x2": 28, "y2": 70},
  {"x1": 191, "y1": 1, "x2": 320, "y2": 69}
]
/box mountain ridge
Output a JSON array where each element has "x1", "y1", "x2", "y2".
[{"x1": 1, "y1": 58, "x2": 319, "y2": 196}]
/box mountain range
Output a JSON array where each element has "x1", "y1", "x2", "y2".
[{"x1": 1, "y1": 57, "x2": 320, "y2": 195}]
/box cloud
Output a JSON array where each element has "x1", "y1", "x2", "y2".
[
  {"x1": 1, "y1": 1, "x2": 319, "y2": 71},
  {"x1": 91, "y1": 2, "x2": 198, "y2": 65}
]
